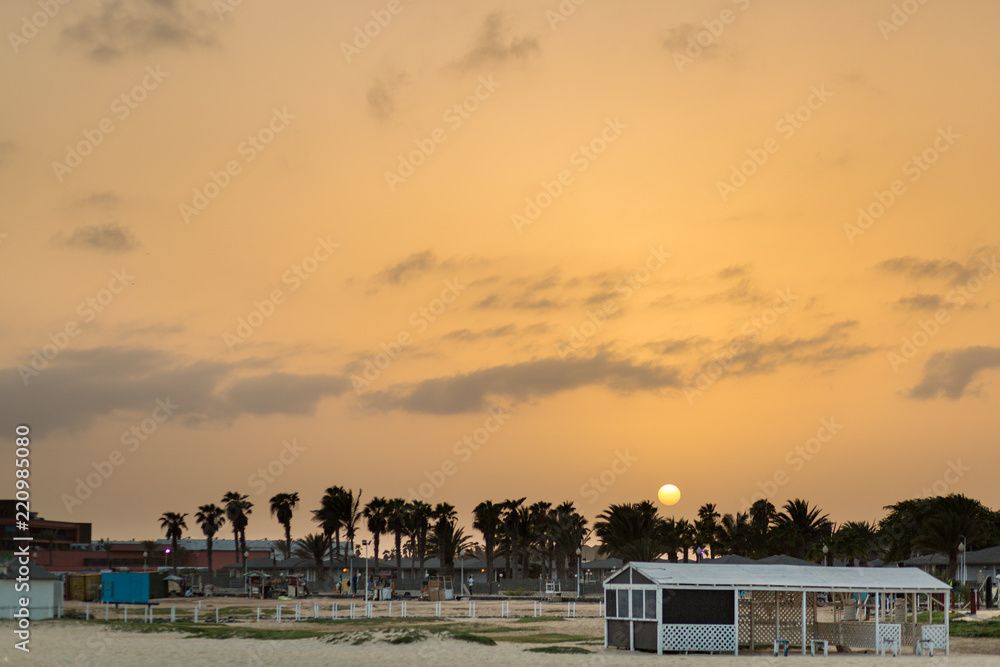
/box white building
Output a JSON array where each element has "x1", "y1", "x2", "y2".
[
  {"x1": 0, "y1": 562, "x2": 63, "y2": 620},
  {"x1": 604, "y1": 562, "x2": 950, "y2": 656}
]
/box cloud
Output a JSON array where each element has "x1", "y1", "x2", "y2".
[
  {"x1": 895, "y1": 294, "x2": 944, "y2": 311},
  {"x1": 225, "y1": 373, "x2": 351, "y2": 416},
  {"x1": 362, "y1": 352, "x2": 682, "y2": 414},
  {"x1": 708, "y1": 321, "x2": 876, "y2": 377},
  {"x1": 367, "y1": 71, "x2": 408, "y2": 123},
  {"x1": 62, "y1": 0, "x2": 220, "y2": 61},
  {"x1": 908, "y1": 346, "x2": 1000, "y2": 399},
  {"x1": 1, "y1": 348, "x2": 349, "y2": 436},
  {"x1": 454, "y1": 12, "x2": 539, "y2": 70},
  {"x1": 375, "y1": 250, "x2": 437, "y2": 285},
  {"x1": 878, "y1": 250, "x2": 997, "y2": 287},
  {"x1": 662, "y1": 22, "x2": 723, "y2": 58},
  {"x1": 0, "y1": 141, "x2": 15, "y2": 166},
  {"x1": 443, "y1": 325, "x2": 518, "y2": 341},
  {"x1": 53, "y1": 222, "x2": 139, "y2": 253}
]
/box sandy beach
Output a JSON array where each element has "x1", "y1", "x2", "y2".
[{"x1": 3, "y1": 598, "x2": 999, "y2": 666}]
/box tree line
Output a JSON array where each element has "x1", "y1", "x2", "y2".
[{"x1": 155, "y1": 490, "x2": 999, "y2": 583}]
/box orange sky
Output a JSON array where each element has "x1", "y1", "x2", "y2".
[{"x1": 2, "y1": 0, "x2": 999, "y2": 543}]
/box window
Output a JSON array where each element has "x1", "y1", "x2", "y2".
[
  {"x1": 632, "y1": 590, "x2": 644, "y2": 619},
  {"x1": 662, "y1": 589, "x2": 735, "y2": 625},
  {"x1": 644, "y1": 590, "x2": 657, "y2": 619},
  {"x1": 617, "y1": 589, "x2": 630, "y2": 618},
  {"x1": 605, "y1": 589, "x2": 617, "y2": 617}
]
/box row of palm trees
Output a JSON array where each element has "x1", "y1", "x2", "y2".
[
  {"x1": 594, "y1": 494, "x2": 1000, "y2": 581},
  {"x1": 292, "y1": 492, "x2": 587, "y2": 587},
  {"x1": 158, "y1": 490, "x2": 998, "y2": 581}
]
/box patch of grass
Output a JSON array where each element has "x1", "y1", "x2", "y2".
[
  {"x1": 388, "y1": 630, "x2": 427, "y2": 644},
  {"x1": 501, "y1": 589, "x2": 534, "y2": 597},
  {"x1": 515, "y1": 615, "x2": 563, "y2": 623},
  {"x1": 526, "y1": 646, "x2": 591, "y2": 654},
  {"x1": 92, "y1": 620, "x2": 326, "y2": 641},
  {"x1": 493, "y1": 632, "x2": 593, "y2": 644},
  {"x1": 950, "y1": 619, "x2": 1000, "y2": 638},
  {"x1": 448, "y1": 631, "x2": 496, "y2": 646}
]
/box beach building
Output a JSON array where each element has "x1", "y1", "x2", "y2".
[
  {"x1": 0, "y1": 500, "x2": 91, "y2": 553},
  {"x1": 604, "y1": 562, "x2": 950, "y2": 656},
  {"x1": 0, "y1": 561, "x2": 63, "y2": 620}
]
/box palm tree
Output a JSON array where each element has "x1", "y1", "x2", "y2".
[
  {"x1": 717, "y1": 512, "x2": 750, "y2": 556},
  {"x1": 314, "y1": 487, "x2": 346, "y2": 571},
  {"x1": 159, "y1": 512, "x2": 188, "y2": 573},
  {"x1": 429, "y1": 503, "x2": 471, "y2": 579},
  {"x1": 141, "y1": 539, "x2": 160, "y2": 569},
  {"x1": 222, "y1": 491, "x2": 252, "y2": 563},
  {"x1": 676, "y1": 518, "x2": 697, "y2": 562},
  {"x1": 385, "y1": 498, "x2": 408, "y2": 582},
  {"x1": 96, "y1": 538, "x2": 114, "y2": 569},
  {"x1": 341, "y1": 488, "x2": 363, "y2": 563},
  {"x1": 834, "y1": 521, "x2": 878, "y2": 566},
  {"x1": 696, "y1": 503, "x2": 720, "y2": 560},
  {"x1": 776, "y1": 499, "x2": 832, "y2": 559},
  {"x1": 913, "y1": 494, "x2": 991, "y2": 580},
  {"x1": 293, "y1": 533, "x2": 332, "y2": 581},
  {"x1": 195, "y1": 504, "x2": 226, "y2": 575},
  {"x1": 594, "y1": 502, "x2": 668, "y2": 563},
  {"x1": 363, "y1": 497, "x2": 389, "y2": 573},
  {"x1": 432, "y1": 503, "x2": 457, "y2": 576},
  {"x1": 410, "y1": 501, "x2": 433, "y2": 580},
  {"x1": 473, "y1": 500, "x2": 505, "y2": 593},
  {"x1": 501, "y1": 498, "x2": 526, "y2": 579},
  {"x1": 269, "y1": 492, "x2": 300, "y2": 558}
]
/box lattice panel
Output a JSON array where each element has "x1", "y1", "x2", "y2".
[
  {"x1": 878, "y1": 623, "x2": 901, "y2": 653},
  {"x1": 922, "y1": 624, "x2": 947, "y2": 650},
  {"x1": 738, "y1": 591, "x2": 817, "y2": 647},
  {"x1": 661, "y1": 624, "x2": 737, "y2": 653}
]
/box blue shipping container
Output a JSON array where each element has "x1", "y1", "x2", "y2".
[{"x1": 101, "y1": 573, "x2": 151, "y2": 604}]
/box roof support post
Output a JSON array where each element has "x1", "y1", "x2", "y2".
[
  {"x1": 801, "y1": 591, "x2": 807, "y2": 655},
  {"x1": 875, "y1": 591, "x2": 880, "y2": 654},
  {"x1": 945, "y1": 590, "x2": 950, "y2": 655},
  {"x1": 734, "y1": 590, "x2": 739, "y2": 656}
]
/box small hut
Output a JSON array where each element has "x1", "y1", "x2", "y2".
[{"x1": 604, "y1": 562, "x2": 951, "y2": 656}]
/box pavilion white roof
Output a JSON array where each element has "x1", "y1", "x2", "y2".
[{"x1": 611, "y1": 562, "x2": 950, "y2": 593}]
